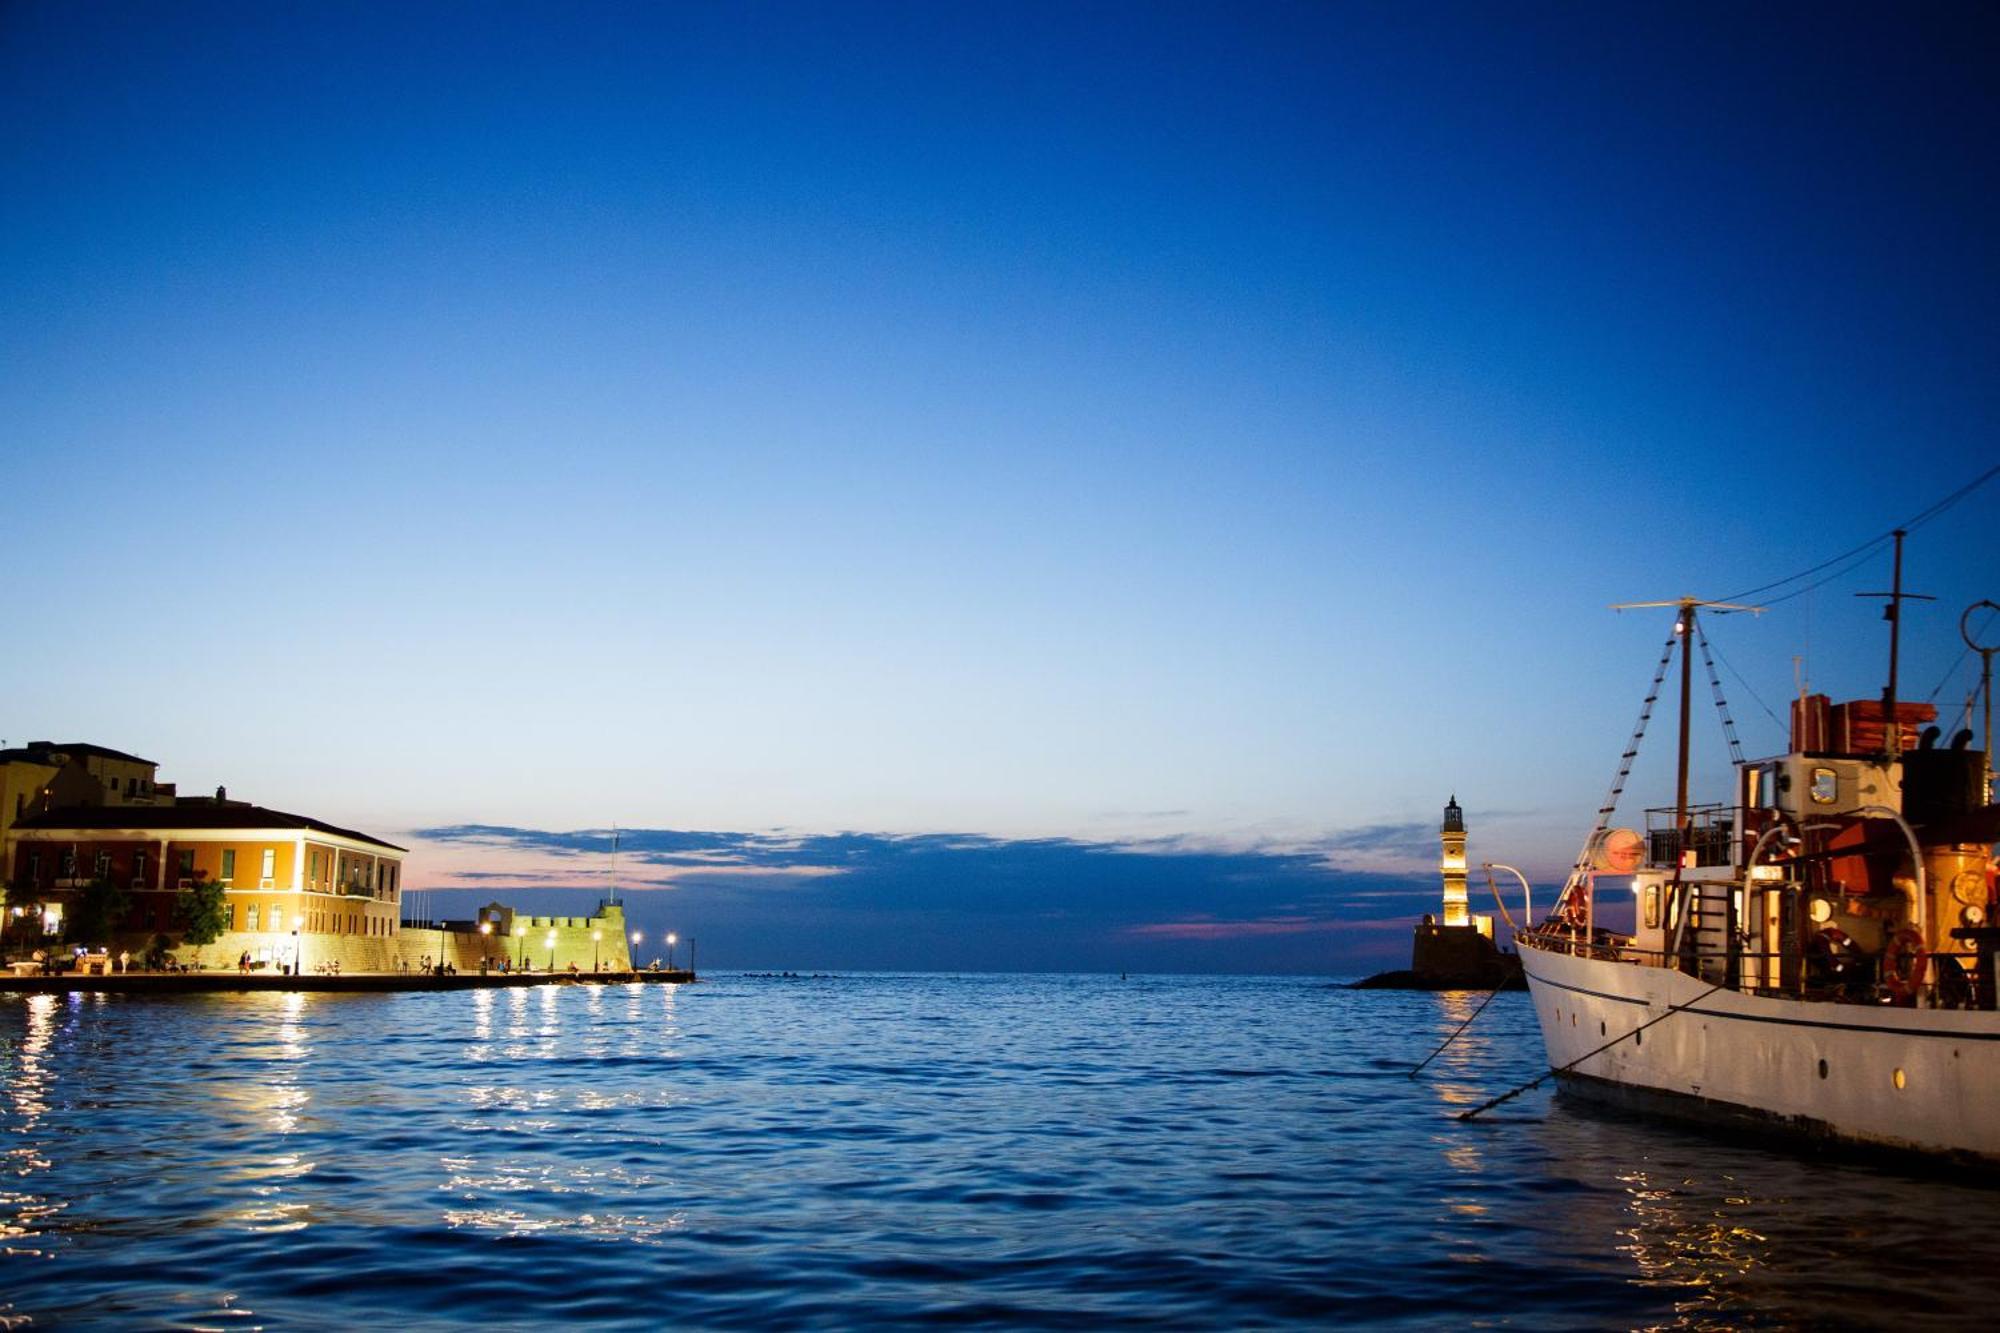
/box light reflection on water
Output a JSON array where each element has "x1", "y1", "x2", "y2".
[{"x1": 0, "y1": 976, "x2": 1996, "y2": 1329}]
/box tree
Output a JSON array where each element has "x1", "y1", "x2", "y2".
[
  {"x1": 175, "y1": 876, "x2": 229, "y2": 967},
  {"x1": 2, "y1": 877, "x2": 46, "y2": 953},
  {"x1": 65, "y1": 876, "x2": 129, "y2": 945}
]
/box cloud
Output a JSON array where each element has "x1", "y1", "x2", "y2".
[{"x1": 403, "y1": 822, "x2": 1450, "y2": 975}]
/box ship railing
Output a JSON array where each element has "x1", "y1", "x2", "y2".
[
  {"x1": 1520, "y1": 925, "x2": 1992, "y2": 1004},
  {"x1": 1641, "y1": 803, "x2": 1735, "y2": 869}
]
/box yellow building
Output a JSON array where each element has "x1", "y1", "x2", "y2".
[
  {"x1": 0, "y1": 750, "x2": 61, "y2": 849},
  {"x1": 8, "y1": 800, "x2": 405, "y2": 966},
  {"x1": 2, "y1": 741, "x2": 168, "y2": 887}
]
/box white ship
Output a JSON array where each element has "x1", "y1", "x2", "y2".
[{"x1": 1515, "y1": 542, "x2": 1999, "y2": 1163}]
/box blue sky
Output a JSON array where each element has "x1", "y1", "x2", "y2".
[{"x1": 3, "y1": 4, "x2": 1995, "y2": 970}]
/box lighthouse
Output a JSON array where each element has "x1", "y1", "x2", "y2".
[
  {"x1": 1440, "y1": 794, "x2": 1469, "y2": 927},
  {"x1": 1362, "y1": 793, "x2": 1520, "y2": 989}
]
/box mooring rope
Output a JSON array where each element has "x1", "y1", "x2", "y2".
[
  {"x1": 1455, "y1": 981, "x2": 1726, "y2": 1121},
  {"x1": 1407, "y1": 983, "x2": 1511, "y2": 1079}
]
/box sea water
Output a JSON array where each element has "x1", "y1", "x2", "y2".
[{"x1": 2, "y1": 974, "x2": 1996, "y2": 1329}]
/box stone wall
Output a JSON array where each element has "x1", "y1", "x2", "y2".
[
  {"x1": 163, "y1": 902, "x2": 634, "y2": 975},
  {"x1": 477, "y1": 904, "x2": 632, "y2": 975}
]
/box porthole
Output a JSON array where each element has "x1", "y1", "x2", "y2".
[
  {"x1": 1817, "y1": 1058, "x2": 1828, "y2": 1080},
  {"x1": 1892, "y1": 1067, "x2": 1906, "y2": 1091}
]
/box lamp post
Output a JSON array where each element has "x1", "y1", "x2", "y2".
[
  {"x1": 546, "y1": 930, "x2": 557, "y2": 971},
  {"x1": 515, "y1": 924, "x2": 527, "y2": 970},
  {"x1": 291, "y1": 914, "x2": 305, "y2": 976},
  {"x1": 479, "y1": 920, "x2": 492, "y2": 972},
  {"x1": 667, "y1": 932, "x2": 677, "y2": 972},
  {"x1": 592, "y1": 929, "x2": 601, "y2": 973}
]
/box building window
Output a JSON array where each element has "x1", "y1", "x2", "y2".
[
  {"x1": 261, "y1": 848, "x2": 275, "y2": 880},
  {"x1": 178, "y1": 850, "x2": 195, "y2": 877},
  {"x1": 109, "y1": 777, "x2": 120, "y2": 794},
  {"x1": 26, "y1": 851, "x2": 39, "y2": 882},
  {"x1": 60, "y1": 850, "x2": 76, "y2": 878},
  {"x1": 221, "y1": 903, "x2": 234, "y2": 931},
  {"x1": 94, "y1": 851, "x2": 110, "y2": 878},
  {"x1": 221, "y1": 849, "x2": 236, "y2": 882},
  {"x1": 134, "y1": 850, "x2": 147, "y2": 883},
  {"x1": 248, "y1": 904, "x2": 260, "y2": 931}
]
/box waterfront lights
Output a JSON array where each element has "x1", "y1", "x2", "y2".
[
  {"x1": 291, "y1": 914, "x2": 305, "y2": 976},
  {"x1": 667, "y1": 931, "x2": 677, "y2": 971},
  {"x1": 592, "y1": 928, "x2": 602, "y2": 972},
  {"x1": 546, "y1": 930, "x2": 557, "y2": 970},
  {"x1": 515, "y1": 924, "x2": 527, "y2": 969}
]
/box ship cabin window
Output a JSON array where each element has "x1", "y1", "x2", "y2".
[
  {"x1": 1809, "y1": 766, "x2": 1839, "y2": 805},
  {"x1": 1643, "y1": 884, "x2": 1661, "y2": 930}
]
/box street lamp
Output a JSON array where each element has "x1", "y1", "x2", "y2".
[
  {"x1": 479, "y1": 921, "x2": 492, "y2": 972},
  {"x1": 592, "y1": 929, "x2": 602, "y2": 973},
  {"x1": 631, "y1": 930, "x2": 642, "y2": 970},
  {"x1": 291, "y1": 914, "x2": 305, "y2": 976},
  {"x1": 666, "y1": 932, "x2": 677, "y2": 971},
  {"x1": 546, "y1": 930, "x2": 557, "y2": 971},
  {"x1": 515, "y1": 924, "x2": 527, "y2": 970}
]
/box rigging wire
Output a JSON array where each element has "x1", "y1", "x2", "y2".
[
  {"x1": 1695, "y1": 622, "x2": 1746, "y2": 766},
  {"x1": 1925, "y1": 603, "x2": 1998, "y2": 704},
  {"x1": 1719, "y1": 461, "x2": 2000, "y2": 605},
  {"x1": 1555, "y1": 623, "x2": 1679, "y2": 916},
  {"x1": 1703, "y1": 633, "x2": 1787, "y2": 737}
]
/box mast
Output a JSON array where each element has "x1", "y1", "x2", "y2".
[
  {"x1": 1675, "y1": 599, "x2": 1695, "y2": 864},
  {"x1": 1610, "y1": 597, "x2": 1762, "y2": 968}
]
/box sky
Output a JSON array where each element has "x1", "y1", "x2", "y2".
[{"x1": 3, "y1": 3, "x2": 1995, "y2": 972}]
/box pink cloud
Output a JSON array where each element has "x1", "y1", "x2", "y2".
[{"x1": 1123, "y1": 914, "x2": 1422, "y2": 941}]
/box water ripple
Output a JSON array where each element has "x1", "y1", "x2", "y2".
[{"x1": 2, "y1": 975, "x2": 1999, "y2": 1327}]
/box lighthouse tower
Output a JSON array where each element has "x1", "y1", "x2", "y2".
[{"x1": 1440, "y1": 795, "x2": 1469, "y2": 927}]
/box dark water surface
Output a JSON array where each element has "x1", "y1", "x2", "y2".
[{"x1": 3, "y1": 974, "x2": 1996, "y2": 1329}]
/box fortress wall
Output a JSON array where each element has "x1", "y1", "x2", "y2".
[{"x1": 156, "y1": 904, "x2": 635, "y2": 975}]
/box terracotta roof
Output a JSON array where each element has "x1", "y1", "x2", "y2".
[
  {"x1": 13, "y1": 803, "x2": 405, "y2": 852},
  {"x1": 0, "y1": 741, "x2": 157, "y2": 767}
]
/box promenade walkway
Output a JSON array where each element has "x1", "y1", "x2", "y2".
[{"x1": 0, "y1": 968, "x2": 697, "y2": 995}]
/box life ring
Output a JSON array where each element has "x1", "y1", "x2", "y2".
[{"x1": 1881, "y1": 926, "x2": 1929, "y2": 1005}]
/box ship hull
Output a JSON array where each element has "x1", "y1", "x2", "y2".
[{"x1": 1519, "y1": 943, "x2": 2000, "y2": 1163}]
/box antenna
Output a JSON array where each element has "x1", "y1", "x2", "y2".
[
  {"x1": 1855, "y1": 529, "x2": 1935, "y2": 758},
  {"x1": 1963, "y1": 599, "x2": 1999, "y2": 803}
]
